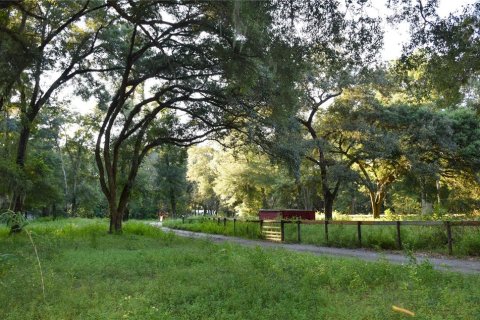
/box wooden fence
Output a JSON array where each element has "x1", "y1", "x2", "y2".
[{"x1": 179, "y1": 216, "x2": 480, "y2": 255}]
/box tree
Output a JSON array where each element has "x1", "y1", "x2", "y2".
[
  {"x1": 386, "y1": 1, "x2": 480, "y2": 214},
  {"x1": 93, "y1": 0, "x2": 283, "y2": 233},
  {"x1": 389, "y1": 0, "x2": 480, "y2": 108},
  {"x1": 63, "y1": 114, "x2": 101, "y2": 216},
  {"x1": 0, "y1": 1, "x2": 111, "y2": 221},
  {"x1": 1, "y1": 104, "x2": 67, "y2": 217},
  {"x1": 213, "y1": 147, "x2": 296, "y2": 217},
  {"x1": 187, "y1": 146, "x2": 221, "y2": 215},
  {"x1": 155, "y1": 145, "x2": 189, "y2": 218},
  {"x1": 328, "y1": 88, "x2": 456, "y2": 218},
  {"x1": 271, "y1": 0, "x2": 383, "y2": 219}
]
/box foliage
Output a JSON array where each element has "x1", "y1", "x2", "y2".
[
  {"x1": 155, "y1": 145, "x2": 190, "y2": 217},
  {"x1": 187, "y1": 144, "x2": 301, "y2": 217},
  {"x1": 89, "y1": 0, "x2": 299, "y2": 232},
  {"x1": 263, "y1": 4, "x2": 383, "y2": 217},
  {"x1": 0, "y1": 209, "x2": 27, "y2": 231},
  {"x1": 323, "y1": 84, "x2": 480, "y2": 217},
  {"x1": 1, "y1": 0, "x2": 479, "y2": 223},
  {"x1": 187, "y1": 146, "x2": 222, "y2": 215},
  {"x1": 389, "y1": 1, "x2": 480, "y2": 108},
  {"x1": 0, "y1": 0, "x2": 110, "y2": 216},
  {"x1": 213, "y1": 148, "x2": 297, "y2": 216}
]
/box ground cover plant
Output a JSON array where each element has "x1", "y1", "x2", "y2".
[
  {"x1": 164, "y1": 218, "x2": 480, "y2": 256},
  {"x1": 1, "y1": 218, "x2": 480, "y2": 319}
]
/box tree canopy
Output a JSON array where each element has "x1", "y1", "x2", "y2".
[{"x1": 0, "y1": 0, "x2": 479, "y2": 231}]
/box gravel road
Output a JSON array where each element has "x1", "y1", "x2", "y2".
[{"x1": 151, "y1": 223, "x2": 480, "y2": 274}]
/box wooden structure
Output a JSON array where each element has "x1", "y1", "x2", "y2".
[
  {"x1": 180, "y1": 216, "x2": 480, "y2": 255},
  {"x1": 261, "y1": 220, "x2": 282, "y2": 242},
  {"x1": 258, "y1": 209, "x2": 315, "y2": 220}
]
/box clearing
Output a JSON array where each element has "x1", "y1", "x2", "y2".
[{"x1": 158, "y1": 224, "x2": 480, "y2": 274}]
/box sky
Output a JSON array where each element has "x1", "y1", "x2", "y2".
[
  {"x1": 375, "y1": 0, "x2": 477, "y2": 62},
  {"x1": 67, "y1": 0, "x2": 477, "y2": 116}
]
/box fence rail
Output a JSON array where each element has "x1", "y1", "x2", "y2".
[{"x1": 178, "y1": 216, "x2": 480, "y2": 255}]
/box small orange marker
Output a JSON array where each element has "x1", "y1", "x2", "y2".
[{"x1": 392, "y1": 305, "x2": 415, "y2": 317}]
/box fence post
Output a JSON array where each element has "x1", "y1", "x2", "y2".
[
  {"x1": 297, "y1": 220, "x2": 301, "y2": 243},
  {"x1": 217, "y1": 217, "x2": 220, "y2": 225},
  {"x1": 446, "y1": 221, "x2": 453, "y2": 255},
  {"x1": 324, "y1": 220, "x2": 329, "y2": 243},
  {"x1": 280, "y1": 220, "x2": 285, "y2": 242},
  {"x1": 223, "y1": 217, "x2": 227, "y2": 227},
  {"x1": 396, "y1": 221, "x2": 402, "y2": 249},
  {"x1": 357, "y1": 221, "x2": 362, "y2": 247},
  {"x1": 182, "y1": 215, "x2": 185, "y2": 224},
  {"x1": 233, "y1": 218, "x2": 236, "y2": 235},
  {"x1": 260, "y1": 219, "x2": 264, "y2": 234}
]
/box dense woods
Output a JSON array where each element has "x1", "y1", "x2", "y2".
[{"x1": 0, "y1": 0, "x2": 479, "y2": 232}]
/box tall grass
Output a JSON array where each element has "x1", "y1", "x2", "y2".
[
  {"x1": 165, "y1": 218, "x2": 480, "y2": 256},
  {"x1": 165, "y1": 218, "x2": 263, "y2": 239},
  {"x1": 1, "y1": 218, "x2": 480, "y2": 319}
]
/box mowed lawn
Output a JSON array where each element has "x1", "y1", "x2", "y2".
[{"x1": 1, "y1": 219, "x2": 480, "y2": 319}]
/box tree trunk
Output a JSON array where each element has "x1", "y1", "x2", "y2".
[
  {"x1": 123, "y1": 206, "x2": 130, "y2": 221},
  {"x1": 324, "y1": 190, "x2": 335, "y2": 220},
  {"x1": 12, "y1": 193, "x2": 24, "y2": 214},
  {"x1": 170, "y1": 196, "x2": 177, "y2": 217},
  {"x1": 261, "y1": 188, "x2": 268, "y2": 208},
  {"x1": 52, "y1": 203, "x2": 57, "y2": 220},
  {"x1": 2, "y1": 108, "x2": 10, "y2": 160},
  {"x1": 420, "y1": 183, "x2": 433, "y2": 215},
  {"x1": 112, "y1": 213, "x2": 123, "y2": 233},
  {"x1": 297, "y1": 183, "x2": 312, "y2": 210},
  {"x1": 107, "y1": 193, "x2": 126, "y2": 233},
  {"x1": 12, "y1": 125, "x2": 30, "y2": 214},
  {"x1": 317, "y1": 147, "x2": 340, "y2": 220},
  {"x1": 10, "y1": 127, "x2": 30, "y2": 232},
  {"x1": 71, "y1": 193, "x2": 78, "y2": 216},
  {"x1": 169, "y1": 187, "x2": 177, "y2": 217},
  {"x1": 436, "y1": 178, "x2": 441, "y2": 206},
  {"x1": 55, "y1": 137, "x2": 68, "y2": 214},
  {"x1": 369, "y1": 191, "x2": 384, "y2": 219},
  {"x1": 109, "y1": 205, "x2": 124, "y2": 234},
  {"x1": 371, "y1": 199, "x2": 381, "y2": 219}
]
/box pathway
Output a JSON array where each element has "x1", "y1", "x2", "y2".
[{"x1": 150, "y1": 223, "x2": 480, "y2": 274}]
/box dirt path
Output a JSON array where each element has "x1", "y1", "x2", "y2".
[{"x1": 151, "y1": 223, "x2": 480, "y2": 274}]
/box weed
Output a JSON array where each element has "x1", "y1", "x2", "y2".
[
  {"x1": 25, "y1": 230, "x2": 46, "y2": 301},
  {"x1": 1, "y1": 210, "x2": 46, "y2": 301}
]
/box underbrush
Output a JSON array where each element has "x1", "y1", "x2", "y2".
[{"x1": 1, "y1": 218, "x2": 480, "y2": 319}]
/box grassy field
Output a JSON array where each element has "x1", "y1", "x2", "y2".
[
  {"x1": 1, "y1": 218, "x2": 480, "y2": 319},
  {"x1": 164, "y1": 218, "x2": 480, "y2": 256}
]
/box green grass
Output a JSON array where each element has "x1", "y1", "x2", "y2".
[
  {"x1": 164, "y1": 218, "x2": 480, "y2": 256},
  {"x1": 288, "y1": 223, "x2": 480, "y2": 256},
  {"x1": 165, "y1": 218, "x2": 263, "y2": 239},
  {"x1": 1, "y1": 218, "x2": 480, "y2": 319}
]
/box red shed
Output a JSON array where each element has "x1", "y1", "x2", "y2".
[{"x1": 259, "y1": 209, "x2": 315, "y2": 220}]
